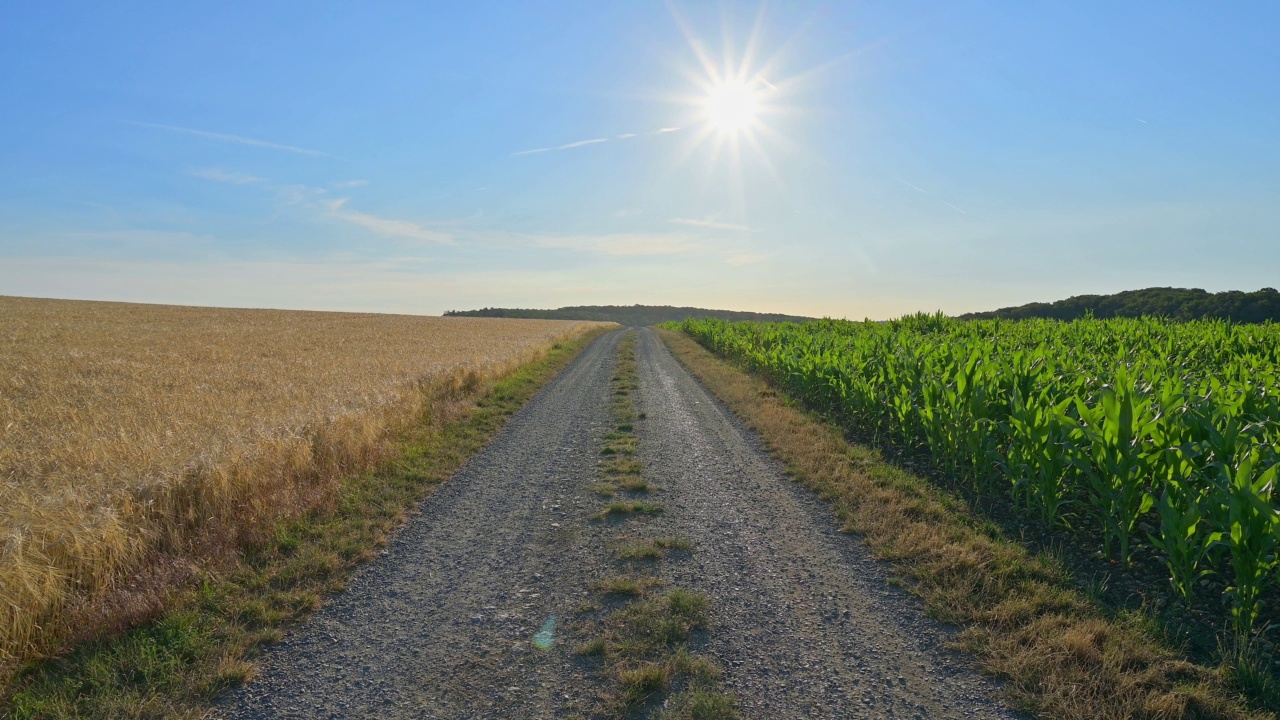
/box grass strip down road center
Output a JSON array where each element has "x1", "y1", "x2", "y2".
[
  {"x1": 576, "y1": 331, "x2": 736, "y2": 718},
  {"x1": 2, "y1": 327, "x2": 611, "y2": 720},
  {"x1": 656, "y1": 328, "x2": 1266, "y2": 720}
]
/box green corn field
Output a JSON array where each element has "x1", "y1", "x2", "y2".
[{"x1": 674, "y1": 314, "x2": 1280, "y2": 635}]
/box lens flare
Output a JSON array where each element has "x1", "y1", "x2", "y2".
[{"x1": 532, "y1": 614, "x2": 556, "y2": 649}]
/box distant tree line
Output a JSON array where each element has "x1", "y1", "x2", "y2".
[
  {"x1": 443, "y1": 304, "x2": 815, "y2": 326},
  {"x1": 960, "y1": 287, "x2": 1280, "y2": 323}
]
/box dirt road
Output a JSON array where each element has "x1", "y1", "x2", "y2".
[{"x1": 216, "y1": 329, "x2": 1020, "y2": 719}]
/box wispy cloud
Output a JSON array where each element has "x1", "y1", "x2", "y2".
[
  {"x1": 41, "y1": 229, "x2": 222, "y2": 263},
  {"x1": 187, "y1": 167, "x2": 452, "y2": 245},
  {"x1": 326, "y1": 198, "x2": 454, "y2": 244},
  {"x1": 535, "y1": 233, "x2": 699, "y2": 257},
  {"x1": 891, "y1": 175, "x2": 929, "y2": 195},
  {"x1": 891, "y1": 175, "x2": 968, "y2": 215},
  {"x1": 188, "y1": 167, "x2": 266, "y2": 184},
  {"x1": 726, "y1": 252, "x2": 770, "y2": 266},
  {"x1": 127, "y1": 121, "x2": 328, "y2": 157},
  {"x1": 671, "y1": 217, "x2": 752, "y2": 231},
  {"x1": 277, "y1": 184, "x2": 329, "y2": 205},
  {"x1": 69, "y1": 229, "x2": 215, "y2": 246},
  {"x1": 556, "y1": 138, "x2": 608, "y2": 150},
  {"x1": 512, "y1": 126, "x2": 683, "y2": 157},
  {"x1": 513, "y1": 137, "x2": 609, "y2": 156}
]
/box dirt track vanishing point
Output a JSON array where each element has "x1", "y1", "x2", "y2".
[{"x1": 216, "y1": 329, "x2": 1022, "y2": 719}]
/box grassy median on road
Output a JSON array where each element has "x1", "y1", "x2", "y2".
[
  {"x1": 576, "y1": 331, "x2": 735, "y2": 719},
  {"x1": 657, "y1": 328, "x2": 1266, "y2": 720},
  {"x1": 2, "y1": 326, "x2": 611, "y2": 720}
]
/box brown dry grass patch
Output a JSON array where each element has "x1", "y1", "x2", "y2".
[
  {"x1": 0, "y1": 296, "x2": 603, "y2": 673},
  {"x1": 657, "y1": 328, "x2": 1263, "y2": 720}
]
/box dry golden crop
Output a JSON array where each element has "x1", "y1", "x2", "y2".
[{"x1": 0, "y1": 296, "x2": 601, "y2": 670}]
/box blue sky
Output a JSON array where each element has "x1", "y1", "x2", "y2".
[{"x1": 1, "y1": 2, "x2": 1277, "y2": 319}]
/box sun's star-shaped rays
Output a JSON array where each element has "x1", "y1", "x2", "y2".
[{"x1": 658, "y1": 3, "x2": 810, "y2": 216}]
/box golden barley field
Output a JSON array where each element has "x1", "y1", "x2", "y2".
[{"x1": 0, "y1": 296, "x2": 601, "y2": 669}]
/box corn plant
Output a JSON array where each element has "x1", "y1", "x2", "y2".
[
  {"x1": 673, "y1": 313, "x2": 1280, "y2": 637},
  {"x1": 1072, "y1": 378, "x2": 1158, "y2": 564},
  {"x1": 1218, "y1": 451, "x2": 1279, "y2": 634},
  {"x1": 1005, "y1": 389, "x2": 1077, "y2": 526},
  {"x1": 1148, "y1": 481, "x2": 1221, "y2": 603}
]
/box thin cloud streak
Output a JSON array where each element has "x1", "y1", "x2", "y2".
[
  {"x1": 187, "y1": 167, "x2": 266, "y2": 184},
  {"x1": 68, "y1": 229, "x2": 215, "y2": 245},
  {"x1": 127, "y1": 121, "x2": 329, "y2": 156},
  {"x1": 891, "y1": 175, "x2": 929, "y2": 194},
  {"x1": 670, "y1": 217, "x2": 751, "y2": 231},
  {"x1": 727, "y1": 252, "x2": 770, "y2": 266},
  {"x1": 513, "y1": 137, "x2": 608, "y2": 156},
  {"x1": 535, "y1": 233, "x2": 698, "y2": 257},
  {"x1": 188, "y1": 168, "x2": 453, "y2": 245},
  {"x1": 326, "y1": 198, "x2": 454, "y2": 245},
  {"x1": 512, "y1": 127, "x2": 683, "y2": 157},
  {"x1": 891, "y1": 175, "x2": 968, "y2": 215},
  {"x1": 557, "y1": 138, "x2": 608, "y2": 150}
]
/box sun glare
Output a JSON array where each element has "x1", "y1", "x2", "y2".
[
  {"x1": 664, "y1": 3, "x2": 809, "y2": 196},
  {"x1": 705, "y1": 80, "x2": 760, "y2": 133}
]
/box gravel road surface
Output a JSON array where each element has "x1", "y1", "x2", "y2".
[{"x1": 216, "y1": 328, "x2": 1021, "y2": 719}]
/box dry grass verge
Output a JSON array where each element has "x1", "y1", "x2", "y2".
[
  {"x1": 2, "y1": 324, "x2": 609, "y2": 718},
  {"x1": 657, "y1": 328, "x2": 1267, "y2": 720}
]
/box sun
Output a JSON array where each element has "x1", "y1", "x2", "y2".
[
  {"x1": 662, "y1": 3, "x2": 810, "y2": 191},
  {"x1": 705, "y1": 79, "x2": 761, "y2": 133}
]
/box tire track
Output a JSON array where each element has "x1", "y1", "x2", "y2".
[
  {"x1": 216, "y1": 331, "x2": 624, "y2": 719},
  {"x1": 633, "y1": 328, "x2": 1022, "y2": 719}
]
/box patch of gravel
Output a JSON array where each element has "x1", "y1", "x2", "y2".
[
  {"x1": 215, "y1": 332, "x2": 626, "y2": 719},
  {"x1": 631, "y1": 328, "x2": 1025, "y2": 720},
  {"x1": 215, "y1": 328, "x2": 1023, "y2": 719}
]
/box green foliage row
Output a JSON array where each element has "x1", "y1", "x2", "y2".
[
  {"x1": 673, "y1": 314, "x2": 1280, "y2": 635},
  {"x1": 960, "y1": 286, "x2": 1280, "y2": 323}
]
